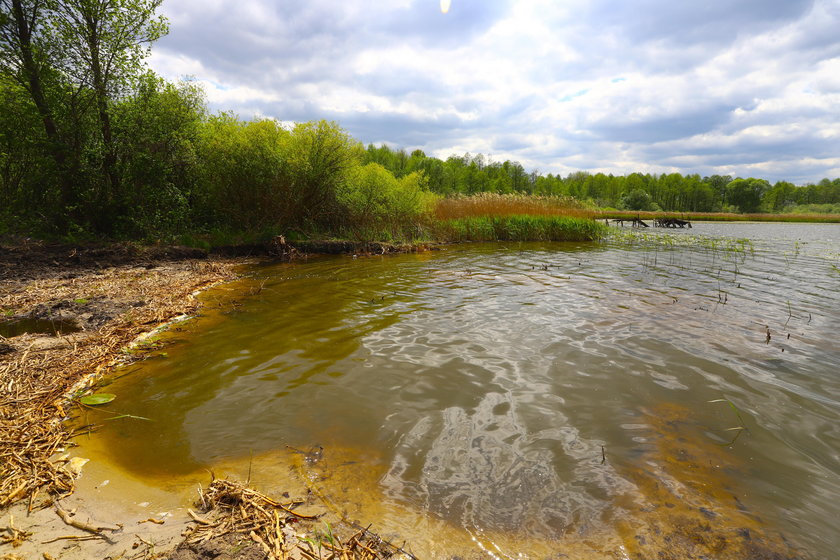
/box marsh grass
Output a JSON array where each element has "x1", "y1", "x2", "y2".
[
  {"x1": 435, "y1": 215, "x2": 608, "y2": 242},
  {"x1": 598, "y1": 210, "x2": 840, "y2": 224},
  {"x1": 708, "y1": 398, "x2": 749, "y2": 446},
  {"x1": 429, "y1": 194, "x2": 604, "y2": 242}
]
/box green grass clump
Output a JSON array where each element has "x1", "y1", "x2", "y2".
[{"x1": 435, "y1": 215, "x2": 607, "y2": 242}]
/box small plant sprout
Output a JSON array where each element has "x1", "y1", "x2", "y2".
[{"x1": 708, "y1": 398, "x2": 750, "y2": 446}]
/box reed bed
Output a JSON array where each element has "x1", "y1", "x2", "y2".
[
  {"x1": 435, "y1": 215, "x2": 608, "y2": 242},
  {"x1": 429, "y1": 194, "x2": 605, "y2": 242},
  {"x1": 596, "y1": 210, "x2": 840, "y2": 223},
  {"x1": 434, "y1": 193, "x2": 592, "y2": 220}
]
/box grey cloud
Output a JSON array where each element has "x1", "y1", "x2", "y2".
[
  {"x1": 724, "y1": 107, "x2": 837, "y2": 132},
  {"x1": 351, "y1": 70, "x2": 448, "y2": 99},
  {"x1": 307, "y1": 108, "x2": 468, "y2": 147},
  {"x1": 491, "y1": 134, "x2": 534, "y2": 152},
  {"x1": 586, "y1": 0, "x2": 815, "y2": 46},
  {"x1": 567, "y1": 1, "x2": 822, "y2": 75},
  {"x1": 588, "y1": 105, "x2": 737, "y2": 144},
  {"x1": 368, "y1": 0, "x2": 513, "y2": 48}
]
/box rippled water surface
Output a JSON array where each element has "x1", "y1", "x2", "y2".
[{"x1": 91, "y1": 223, "x2": 840, "y2": 558}]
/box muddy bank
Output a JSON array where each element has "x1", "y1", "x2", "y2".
[{"x1": 212, "y1": 237, "x2": 442, "y2": 257}]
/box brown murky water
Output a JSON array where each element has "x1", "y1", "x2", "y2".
[{"x1": 83, "y1": 223, "x2": 840, "y2": 558}]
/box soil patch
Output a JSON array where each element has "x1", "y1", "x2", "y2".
[{"x1": 167, "y1": 533, "x2": 267, "y2": 560}]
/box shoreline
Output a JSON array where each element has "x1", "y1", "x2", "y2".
[
  {"x1": 0, "y1": 241, "x2": 245, "y2": 558},
  {"x1": 0, "y1": 241, "x2": 418, "y2": 560}
]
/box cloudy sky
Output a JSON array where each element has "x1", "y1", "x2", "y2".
[{"x1": 148, "y1": 0, "x2": 840, "y2": 184}]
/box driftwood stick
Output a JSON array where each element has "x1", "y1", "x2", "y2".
[
  {"x1": 41, "y1": 534, "x2": 105, "y2": 544},
  {"x1": 55, "y1": 502, "x2": 120, "y2": 533}
]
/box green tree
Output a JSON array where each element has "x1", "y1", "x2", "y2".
[
  {"x1": 52, "y1": 0, "x2": 168, "y2": 231},
  {"x1": 0, "y1": 0, "x2": 77, "y2": 228},
  {"x1": 196, "y1": 114, "x2": 291, "y2": 231},
  {"x1": 762, "y1": 181, "x2": 797, "y2": 212},
  {"x1": 703, "y1": 174, "x2": 732, "y2": 209},
  {"x1": 620, "y1": 189, "x2": 654, "y2": 211},
  {"x1": 727, "y1": 178, "x2": 769, "y2": 213},
  {"x1": 338, "y1": 163, "x2": 432, "y2": 238},
  {"x1": 285, "y1": 120, "x2": 362, "y2": 229},
  {"x1": 0, "y1": 75, "x2": 51, "y2": 221},
  {"x1": 113, "y1": 74, "x2": 204, "y2": 236}
]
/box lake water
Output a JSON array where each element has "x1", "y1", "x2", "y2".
[{"x1": 86, "y1": 222, "x2": 840, "y2": 559}]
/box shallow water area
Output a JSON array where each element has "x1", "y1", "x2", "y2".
[
  {"x1": 83, "y1": 223, "x2": 840, "y2": 558},
  {"x1": 0, "y1": 317, "x2": 81, "y2": 337}
]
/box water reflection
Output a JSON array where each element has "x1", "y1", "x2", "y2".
[{"x1": 90, "y1": 225, "x2": 840, "y2": 558}]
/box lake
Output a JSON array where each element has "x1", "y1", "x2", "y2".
[{"x1": 86, "y1": 222, "x2": 840, "y2": 558}]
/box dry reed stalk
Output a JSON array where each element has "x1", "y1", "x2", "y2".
[{"x1": 0, "y1": 514, "x2": 32, "y2": 547}]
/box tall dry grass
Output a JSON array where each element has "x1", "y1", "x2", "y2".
[{"x1": 435, "y1": 193, "x2": 593, "y2": 220}]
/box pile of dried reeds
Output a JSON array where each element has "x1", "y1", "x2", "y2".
[
  {"x1": 185, "y1": 478, "x2": 414, "y2": 560},
  {"x1": 0, "y1": 257, "x2": 239, "y2": 509}
]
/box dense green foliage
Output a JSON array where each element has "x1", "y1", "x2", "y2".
[
  {"x1": 0, "y1": 0, "x2": 433, "y2": 240},
  {"x1": 1, "y1": 0, "x2": 837, "y2": 242}
]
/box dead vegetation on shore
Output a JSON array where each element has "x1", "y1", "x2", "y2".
[
  {"x1": 0, "y1": 242, "x2": 239, "y2": 519},
  {"x1": 168, "y1": 477, "x2": 414, "y2": 560}
]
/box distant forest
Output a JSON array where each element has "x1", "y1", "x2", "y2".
[
  {"x1": 363, "y1": 145, "x2": 840, "y2": 215},
  {"x1": 2, "y1": 0, "x2": 838, "y2": 241}
]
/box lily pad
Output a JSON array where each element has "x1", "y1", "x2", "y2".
[{"x1": 79, "y1": 393, "x2": 116, "y2": 406}]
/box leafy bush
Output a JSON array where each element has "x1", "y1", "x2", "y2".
[
  {"x1": 337, "y1": 163, "x2": 436, "y2": 239},
  {"x1": 194, "y1": 115, "x2": 294, "y2": 230}
]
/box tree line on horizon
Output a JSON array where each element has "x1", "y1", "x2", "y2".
[
  {"x1": 363, "y1": 145, "x2": 840, "y2": 215},
  {"x1": 2, "y1": 0, "x2": 839, "y2": 242}
]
